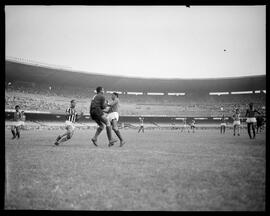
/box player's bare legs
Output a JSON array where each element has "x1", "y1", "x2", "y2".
[
  {"x1": 11, "y1": 126, "x2": 16, "y2": 139},
  {"x1": 15, "y1": 126, "x2": 21, "y2": 139},
  {"x1": 92, "y1": 115, "x2": 117, "y2": 146},
  {"x1": 247, "y1": 123, "x2": 252, "y2": 139},
  {"x1": 237, "y1": 125, "x2": 240, "y2": 136},
  {"x1": 220, "y1": 125, "x2": 225, "y2": 134},
  {"x1": 111, "y1": 119, "x2": 125, "y2": 147},
  {"x1": 91, "y1": 123, "x2": 104, "y2": 146},
  {"x1": 251, "y1": 123, "x2": 256, "y2": 139},
  {"x1": 55, "y1": 126, "x2": 74, "y2": 145}
]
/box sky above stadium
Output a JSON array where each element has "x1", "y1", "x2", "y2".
[{"x1": 5, "y1": 6, "x2": 265, "y2": 79}]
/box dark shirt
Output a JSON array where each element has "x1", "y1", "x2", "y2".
[
  {"x1": 245, "y1": 109, "x2": 260, "y2": 118},
  {"x1": 14, "y1": 111, "x2": 22, "y2": 121},
  {"x1": 90, "y1": 93, "x2": 106, "y2": 110}
]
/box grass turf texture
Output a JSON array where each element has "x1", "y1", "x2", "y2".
[{"x1": 5, "y1": 128, "x2": 265, "y2": 210}]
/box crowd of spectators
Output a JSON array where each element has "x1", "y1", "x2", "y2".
[{"x1": 5, "y1": 82, "x2": 266, "y2": 117}]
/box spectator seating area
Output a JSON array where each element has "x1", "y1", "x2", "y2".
[{"x1": 5, "y1": 83, "x2": 266, "y2": 117}]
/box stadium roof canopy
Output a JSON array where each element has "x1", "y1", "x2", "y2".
[{"x1": 5, "y1": 60, "x2": 266, "y2": 93}]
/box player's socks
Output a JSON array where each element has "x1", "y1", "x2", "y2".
[
  {"x1": 16, "y1": 131, "x2": 20, "y2": 139},
  {"x1": 247, "y1": 129, "x2": 252, "y2": 139},
  {"x1": 120, "y1": 140, "x2": 126, "y2": 147},
  {"x1": 114, "y1": 130, "x2": 123, "y2": 142},
  {"x1": 11, "y1": 129, "x2": 16, "y2": 139},
  {"x1": 252, "y1": 128, "x2": 256, "y2": 139},
  {"x1": 93, "y1": 127, "x2": 103, "y2": 140},
  {"x1": 59, "y1": 137, "x2": 68, "y2": 143},
  {"x1": 106, "y1": 126, "x2": 118, "y2": 146},
  {"x1": 106, "y1": 126, "x2": 112, "y2": 141},
  {"x1": 56, "y1": 135, "x2": 61, "y2": 142},
  {"x1": 91, "y1": 138, "x2": 98, "y2": 147}
]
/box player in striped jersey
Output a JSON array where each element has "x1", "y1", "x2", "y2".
[
  {"x1": 54, "y1": 100, "x2": 83, "y2": 146},
  {"x1": 232, "y1": 108, "x2": 241, "y2": 136},
  {"x1": 11, "y1": 105, "x2": 24, "y2": 139}
]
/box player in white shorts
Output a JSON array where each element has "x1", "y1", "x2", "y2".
[
  {"x1": 232, "y1": 108, "x2": 241, "y2": 136},
  {"x1": 245, "y1": 103, "x2": 260, "y2": 139},
  {"x1": 138, "y1": 116, "x2": 145, "y2": 133},
  {"x1": 105, "y1": 92, "x2": 125, "y2": 147},
  {"x1": 190, "y1": 119, "x2": 196, "y2": 133},
  {"x1": 54, "y1": 100, "x2": 83, "y2": 146},
  {"x1": 181, "y1": 118, "x2": 190, "y2": 133},
  {"x1": 10, "y1": 105, "x2": 24, "y2": 139}
]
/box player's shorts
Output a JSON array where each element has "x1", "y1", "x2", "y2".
[
  {"x1": 65, "y1": 120, "x2": 75, "y2": 131},
  {"x1": 107, "y1": 112, "x2": 119, "y2": 122},
  {"x1": 233, "y1": 120, "x2": 241, "y2": 126},
  {"x1": 11, "y1": 121, "x2": 25, "y2": 127},
  {"x1": 220, "y1": 123, "x2": 226, "y2": 126},
  {"x1": 90, "y1": 107, "x2": 103, "y2": 120},
  {"x1": 191, "y1": 124, "x2": 195, "y2": 128},
  {"x1": 246, "y1": 117, "x2": 256, "y2": 123}
]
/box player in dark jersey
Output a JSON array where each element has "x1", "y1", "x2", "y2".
[
  {"x1": 245, "y1": 103, "x2": 260, "y2": 139},
  {"x1": 90, "y1": 86, "x2": 117, "y2": 147},
  {"x1": 105, "y1": 92, "x2": 126, "y2": 147},
  {"x1": 256, "y1": 114, "x2": 264, "y2": 134},
  {"x1": 138, "y1": 116, "x2": 144, "y2": 133},
  {"x1": 11, "y1": 105, "x2": 24, "y2": 139},
  {"x1": 54, "y1": 100, "x2": 83, "y2": 146}
]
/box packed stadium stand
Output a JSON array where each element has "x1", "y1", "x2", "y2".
[{"x1": 5, "y1": 59, "x2": 266, "y2": 117}]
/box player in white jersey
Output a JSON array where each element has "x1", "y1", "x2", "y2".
[
  {"x1": 138, "y1": 116, "x2": 144, "y2": 133},
  {"x1": 232, "y1": 108, "x2": 241, "y2": 136},
  {"x1": 181, "y1": 118, "x2": 189, "y2": 133},
  {"x1": 105, "y1": 92, "x2": 126, "y2": 147},
  {"x1": 190, "y1": 119, "x2": 196, "y2": 133},
  {"x1": 54, "y1": 100, "x2": 83, "y2": 146}
]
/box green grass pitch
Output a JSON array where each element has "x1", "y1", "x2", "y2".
[{"x1": 5, "y1": 128, "x2": 265, "y2": 210}]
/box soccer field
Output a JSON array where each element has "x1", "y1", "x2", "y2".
[{"x1": 5, "y1": 128, "x2": 265, "y2": 211}]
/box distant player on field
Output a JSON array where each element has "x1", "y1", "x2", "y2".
[
  {"x1": 105, "y1": 92, "x2": 126, "y2": 147},
  {"x1": 11, "y1": 105, "x2": 24, "y2": 139},
  {"x1": 90, "y1": 86, "x2": 118, "y2": 147},
  {"x1": 256, "y1": 113, "x2": 264, "y2": 134},
  {"x1": 138, "y1": 116, "x2": 144, "y2": 133},
  {"x1": 245, "y1": 103, "x2": 260, "y2": 139},
  {"x1": 190, "y1": 119, "x2": 196, "y2": 133},
  {"x1": 181, "y1": 118, "x2": 189, "y2": 133},
  {"x1": 232, "y1": 108, "x2": 241, "y2": 136},
  {"x1": 54, "y1": 100, "x2": 83, "y2": 146},
  {"x1": 220, "y1": 114, "x2": 226, "y2": 134}
]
